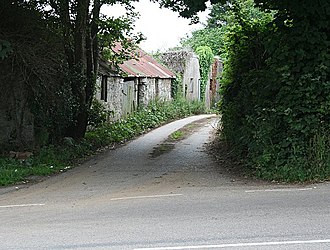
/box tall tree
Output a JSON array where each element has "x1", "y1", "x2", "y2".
[
  {"x1": 45, "y1": 0, "x2": 142, "y2": 138},
  {"x1": 8, "y1": 0, "x2": 143, "y2": 139}
]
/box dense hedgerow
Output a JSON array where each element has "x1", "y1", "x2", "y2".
[{"x1": 220, "y1": 0, "x2": 330, "y2": 182}]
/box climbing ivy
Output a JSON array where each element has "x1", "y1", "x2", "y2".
[
  {"x1": 219, "y1": 0, "x2": 330, "y2": 182},
  {"x1": 195, "y1": 46, "x2": 214, "y2": 101}
]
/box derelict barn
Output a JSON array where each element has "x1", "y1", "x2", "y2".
[{"x1": 95, "y1": 45, "x2": 176, "y2": 121}]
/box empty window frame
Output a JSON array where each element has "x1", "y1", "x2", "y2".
[
  {"x1": 190, "y1": 78, "x2": 194, "y2": 93},
  {"x1": 101, "y1": 75, "x2": 108, "y2": 102}
]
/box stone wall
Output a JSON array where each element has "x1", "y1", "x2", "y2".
[
  {"x1": 157, "y1": 78, "x2": 172, "y2": 101},
  {"x1": 182, "y1": 54, "x2": 201, "y2": 101},
  {"x1": 144, "y1": 78, "x2": 156, "y2": 105},
  {"x1": 160, "y1": 50, "x2": 201, "y2": 102},
  {"x1": 96, "y1": 76, "x2": 172, "y2": 120},
  {"x1": 95, "y1": 75, "x2": 124, "y2": 121},
  {"x1": 160, "y1": 50, "x2": 193, "y2": 75},
  {"x1": 138, "y1": 77, "x2": 172, "y2": 107},
  {"x1": 0, "y1": 78, "x2": 34, "y2": 151}
]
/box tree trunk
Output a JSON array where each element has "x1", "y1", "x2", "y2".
[
  {"x1": 58, "y1": 0, "x2": 74, "y2": 68},
  {"x1": 91, "y1": 0, "x2": 100, "y2": 76},
  {"x1": 85, "y1": 0, "x2": 101, "y2": 111},
  {"x1": 66, "y1": 0, "x2": 90, "y2": 139}
]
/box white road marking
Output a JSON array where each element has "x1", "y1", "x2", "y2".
[
  {"x1": 135, "y1": 239, "x2": 330, "y2": 250},
  {"x1": 245, "y1": 187, "x2": 316, "y2": 193},
  {"x1": 0, "y1": 203, "x2": 45, "y2": 208},
  {"x1": 110, "y1": 194, "x2": 183, "y2": 201}
]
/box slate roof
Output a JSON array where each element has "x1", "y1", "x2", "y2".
[{"x1": 113, "y1": 43, "x2": 176, "y2": 79}]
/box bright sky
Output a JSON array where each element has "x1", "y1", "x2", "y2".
[{"x1": 102, "y1": 0, "x2": 209, "y2": 53}]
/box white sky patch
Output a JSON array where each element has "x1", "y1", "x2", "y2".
[{"x1": 102, "y1": 0, "x2": 210, "y2": 53}]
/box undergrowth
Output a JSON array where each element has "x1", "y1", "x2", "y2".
[
  {"x1": 0, "y1": 99, "x2": 207, "y2": 186},
  {"x1": 218, "y1": 1, "x2": 330, "y2": 183}
]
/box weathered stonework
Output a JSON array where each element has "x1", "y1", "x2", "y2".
[
  {"x1": 0, "y1": 79, "x2": 34, "y2": 151},
  {"x1": 157, "y1": 78, "x2": 172, "y2": 101},
  {"x1": 95, "y1": 46, "x2": 174, "y2": 121},
  {"x1": 95, "y1": 75, "x2": 123, "y2": 121},
  {"x1": 161, "y1": 50, "x2": 201, "y2": 101}
]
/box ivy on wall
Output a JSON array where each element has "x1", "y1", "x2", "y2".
[{"x1": 195, "y1": 46, "x2": 214, "y2": 101}]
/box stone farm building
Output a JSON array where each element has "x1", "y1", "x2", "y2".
[
  {"x1": 160, "y1": 50, "x2": 201, "y2": 102},
  {"x1": 0, "y1": 45, "x2": 175, "y2": 151},
  {"x1": 160, "y1": 49, "x2": 223, "y2": 109},
  {"x1": 95, "y1": 45, "x2": 176, "y2": 121}
]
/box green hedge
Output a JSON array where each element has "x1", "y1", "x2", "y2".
[{"x1": 220, "y1": 1, "x2": 330, "y2": 182}]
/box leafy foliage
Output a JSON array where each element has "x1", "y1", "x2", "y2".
[
  {"x1": 219, "y1": 0, "x2": 330, "y2": 182},
  {"x1": 88, "y1": 99, "x2": 111, "y2": 127},
  {"x1": 171, "y1": 74, "x2": 183, "y2": 99},
  {"x1": 176, "y1": 0, "x2": 330, "y2": 181},
  {"x1": 0, "y1": 39, "x2": 12, "y2": 59},
  {"x1": 195, "y1": 46, "x2": 214, "y2": 101},
  {"x1": 0, "y1": 1, "x2": 75, "y2": 147},
  {"x1": 206, "y1": 2, "x2": 233, "y2": 28},
  {"x1": 180, "y1": 0, "x2": 264, "y2": 56},
  {"x1": 181, "y1": 27, "x2": 225, "y2": 56},
  {"x1": 156, "y1": 0, "x2": 225, "y2": 22}
]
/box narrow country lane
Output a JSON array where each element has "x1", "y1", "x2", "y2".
[{"x1": 0, "y1": 115, "x2": 330, "y2": 250}]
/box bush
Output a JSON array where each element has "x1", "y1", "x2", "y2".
[
  {"x1": 88, "y1": 99, "x2": 110, "y2": 127},
  {"x1": 219, "y1": 0, "x2": 330, "y2": 182}
]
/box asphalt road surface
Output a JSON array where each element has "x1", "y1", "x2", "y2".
[{"x1": 1, "y1": 114, "x2": 330, "y2": 250}]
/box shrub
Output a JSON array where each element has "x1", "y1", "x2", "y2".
[{"x1": 219, "y1": 0, "x2": 330, "y2": 182}]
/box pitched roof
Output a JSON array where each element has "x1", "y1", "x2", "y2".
[{"x1": 113, "y1": 43, "x2": 176, "y2": 79}]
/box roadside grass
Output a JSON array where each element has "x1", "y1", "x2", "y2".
[
  {"x1": 0, "y1": 99, "x2": 208, "y2": 186},
  {"x1": 169, "y1": 130, "x2": 185, "y2": 141}
]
